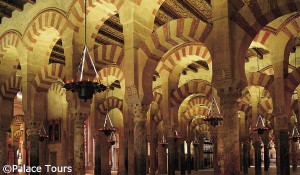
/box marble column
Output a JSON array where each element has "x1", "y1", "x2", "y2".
[
  {"x1": 67, "y1": 118, "x2": 74, "y2": 168},
  {"x1": 291, "y1": 141, "x2": 298, "y2": 172},
  {"x1": 199, "y1": 138, "x2": 204, "y2": 170},
  {"x1": 158, "y1": 145, "x2": 167, "y2": 174},
  {"x1": 167, "y1": 137, "x2": 176, "y2": 175},
  {"x1": 94, "y1": 133, "x2": 101, "y2": 175},
  {"x1": 253, "y1": 141, "x2": 261, "y2": 174},
  {"x1": 218, "y1": 92, "x2": 240, "y2": 174},
  {"x1": 100, "y1": 135, "x2": 111, "y2": 175},
  {"x1": 73, "y1": 113, "x2": 87, "y2": 175},
  {"x1": 149, "y1": 138, "x2": 157, "y2": 175},
  {"x1": 194, "y1": 144, "x2": 199, "y2": 171},
  {"x1": 186, "y1": 141, "x2": 191, "y2": 174},
  {"x1": 262, "y1": 135, "x2": 270, "y2": 172},
  {"x1": 134, "y1": 119, "x2": 147, "y2": 175},
  {"x1": 29, "y1": 121, "x2": 40, "y2": 174},
  {"x1": 180, "y1": 143, "x2": 185, "y2": 174},
  {"x1": 242, "y1": 141, "x2": 249, "y2": 174},
  {"x1": 127, "y1": 129, "x2": 134, "y2": 175},
  {"x1": 118, "y1": 136, "x2": 126, "y2": 175},
  {"x1": 279, "y1": 131, "x2": 290, "y2": 175},
  {"x1": 0, "y1": 125, "x2": 8, "y2": 175}
]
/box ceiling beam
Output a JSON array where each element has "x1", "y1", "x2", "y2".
[
  {"x1": 25, "y1": 0, "x2": 36, "y2": 4},
  {"x1": 0, "y1": 1, "x2": 23, "y2": 11}
]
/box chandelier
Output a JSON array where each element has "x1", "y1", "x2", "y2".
[
  {"x1": 252, "y1": 113, "x2": 269, "y2": 135},
  {"x1": 173, "y1": 130, "x2": 181, "y2": 141},
  {"x1": 99, "y1": 113, "x2": 116, "y2": 136},
  {"x1": 289, "y1": 125, "x2": 300, "y2": 142},
  {"x1": 158, "y1": 135, "x2": 168, "y2": 147},
  {"x1": 63, "y1": 0, "x2": 106, "y2": 101},
  {"x1": 192, "y1": 135, "x2": 199, "y2": 146},
  {"x1": 203, "y1": 97, "x2": 223, "y2": 127},
  {"x1": 39, "y1": 125, "x2": 48, "y2": 142},
  {"x1": 107, "y1": 132, "x2": 116, "y2": 145}
]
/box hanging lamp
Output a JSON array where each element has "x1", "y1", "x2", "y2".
[
  {"x1": 158, "y1": 135, "x2": 168, "y2": 147},
  {"x1": 63, "y1": 0, "x2": 106, "y2": 101},
  {"x1": 192, "y1": 135, "x2": 199, "y2": 146},
  {"x1": 289, "y1": 125, "x2": 300, "y2": 142},
  {"x1": 107, "y1": 132, "x2": 116, "y2": 145},
  {"x1": 173, "y1": 129, "x2": 181, "y2": 141},
  {"x1": 99, "y1": 84, "x2": 116, "y2": 136},
  {"x1": 252, "y1": 113, "x2": 269, "y2": 135},
  {"x1": 39, "y1": 124, "x2": 49, "y2": 142},
  {"x1": 203, "y1": 97, "x2": 223, "y2": 127}
]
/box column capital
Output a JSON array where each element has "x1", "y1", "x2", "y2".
[{"x1": 72, "y1": 113, "x2": 88, "y2": 124}]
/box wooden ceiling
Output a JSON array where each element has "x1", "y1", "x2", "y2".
[
  {"x1": 95, "y1": 0, "x2": 212, "y2": 48},
  {"x1": 0, "y1": 0, "x2": 36, "y2": 23}
]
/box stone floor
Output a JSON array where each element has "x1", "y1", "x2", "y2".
[{"x1": 99, "y1": 167, "x2": 300, "y2": 175}]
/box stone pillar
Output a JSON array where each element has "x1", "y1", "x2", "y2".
[
  {"x1": 158, "y1": 144, "x2": 167, "y2": 174},
  {"x1": 179, "y1": 143, "x2": 186, "y2": 174},
  {"x1": 218, "y1": 91, "x2": 240, "y2": 174},
  {"x1": 253, "y1": 141, "x2": 261, "y2": 174},
  {"x1": 149, "y1": 137, "x2": 157, "y2": 175},
  {"x1": 167, "y1": 137, "x2": 176, "y2": 175},
  {"x1": 279, "y1": 130, "x2": 290, "y2": 175},
  {"x1": 134, "y1": 118, "x2": 147, "y2": 175},
  {"x1": 94, "y1": 133, "x2": 101, "y2": 175},
  {"x1": 127, "y1": 128, "x2": 134, "y2": 174},
  {"x1": 0, "y1": 124, "x2": 8, "y2": 175},
  {"x1": 29, "y1": 121, "x2": 40, "y2": 173},
  {"x1": 291, "y1": 141, "x2": 298, "y2": 171},
  {"x1": 242, "y1": 141, "x2": 249, "y2": 174},
  {"x1": 73, "y1": 113, "x2": 87, "y2": 175},
  {"x1": 194, "y1": 144, "x2": 199, "y2": 171},
  {"x1": 262, "y1": 134, "x2": 270, "y2": 172},
  {"x1": 118, "y1": 136, "x2": 126, "y2": 175},
  {"x1": 186, "y1": 141, "x2": 192, "y2": 174},
  {"x1": 100, "y1": 134, "x2": 111, "y2": 175},
  {"x1": 199, "y1": 137, "x2": 204, "y2": 170}
]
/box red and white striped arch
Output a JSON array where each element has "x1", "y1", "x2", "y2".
[
  {"x1": 156, "y1": 43, "x2": 212, "y2": 75},
  {"x1": 99, "y1": 96, "x2": 123, "y2": 115},
  {"x1": 23, "y1": 9, "x2": 74, "y2": 51},
  {"x1": 190, "y1": 117, "x2": 206, "y2": 129},
  {"x1": 187, "y1": 97, "x2": 210, "y2": 110},
  {"x1": 11, "y1": 115, "x2": 24, "y2": 126},
  {"x1": 240, "y1": 90, "x2": 251, "y2": 105},
  {"x1": 48, "y1": 83, "x2": 66, "y2": 97},
  {"x1": 0, "y1": 75, "x2": 21, "y2": 101},
  {"x1": 153, "y1": 92, "x2": 162, "y2": 105},
  {"x1": 258, "y1": 99, "x2": 273, "y2": 114},
  {"x1": 32, "y1": 63, "x2": 66, "y2": 92},
  {"x1": 0, "y1": 30, "x2": 23, "y2": 52},
  {"x1": 247, "y1": 72, "x2": 274, "y2": 90},
  {"x1": 234, "y1": 0, "x2": 300, "y2": 39},
  {"x1": 239, "y1": 102, "x2": 252, "y2": 118},
  {"x1": 92, "y1": 45, "x2": 124, "y2": 68},
  {"x1": 285, "y1": 67, "x2": 300, "y2": 95},
  {"x1": 98, "y1": 66, "x2": 124, "y2": 83},
  {"x1": 182, "y1": 107, "x2": 208, "y2": 122},
  {"x1": 170, "y1": 80, "x2": 213, "y2": 105}
]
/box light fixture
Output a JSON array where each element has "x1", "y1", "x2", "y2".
[
  {"x1": 99, "y1": 83, "x2": 116, "y2": 136},
  {"x1": 252, "y1": 113, "x2": 269, "y2": 135},
  {"x1": 173, "y1": 129, "x2": 181, "y2": 141},
  {"x1": 17, "y1": 91, "x2": 22, "y2": 99},
  {"x1": 289, "y1": 125, "x2": 300, "y2": 142},
  {"x1": 158, "y1": 135, "x2": 168, "y2": 147},
  {"x1": 192, "y1": 135, "x2": 199, "y2": 146},
  {"x1": 63, "y1": 0, "x2": 106, "y2": 101},
  {"x1": 39, "y1": 124, "x2": 48, "y2": 142},
  {"x1": 107, "y1": 132, "x2": 116, "y2": 145},
  {"x1": 203, "y1": 97, "x2": 223, "y2": 127}
]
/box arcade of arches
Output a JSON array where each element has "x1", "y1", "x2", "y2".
[{"x1": 1, "y1": 0, "x2": 300, "y2": 175}]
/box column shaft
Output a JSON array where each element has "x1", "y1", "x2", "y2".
[
  {"x1": 94, "y1": 135, "x2": 101, "y2": 175},
  {"x1": 253, "y1": 141, "x2": 261, "y2": 174},
  {"x1": 73, "y1": 115, "x2": 86, "y2": 175},
  {"x1": 118, "y1": 137, "x2": 126, "y2": 175},
  {"x1": 150, "y1": 141, "x2": 157, "y2": 175},
  {"x1": 291, "y1": 141, "x2": 298, "y2": 172},
  {"x1": 187, "y1": 142, "x2": 191, "y2": 174},
  {"x1": 0, "y1": 131, "x2": 7, "y2": 175},
  {"x1": 167, "y1": 138, "x2": 176, "y2": 175},
  {"x1": 243, "y1": 142, "x2": 249, "y2": 174},
  {"x1": 134, "y1": 120, "x2": 147, "y2": 175},
  {"x1": 158, "y1": 145, "x2": 167, "y2": 174},
  {"x1": 279, "y1": 131, "x2": 290, "y2": 175},
  {"x1": 180, "y1": 143, "x2": 185, "y2": 174},
  {"x1": 264, "y1": 144, "x2": 270, "y2": 171}
]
